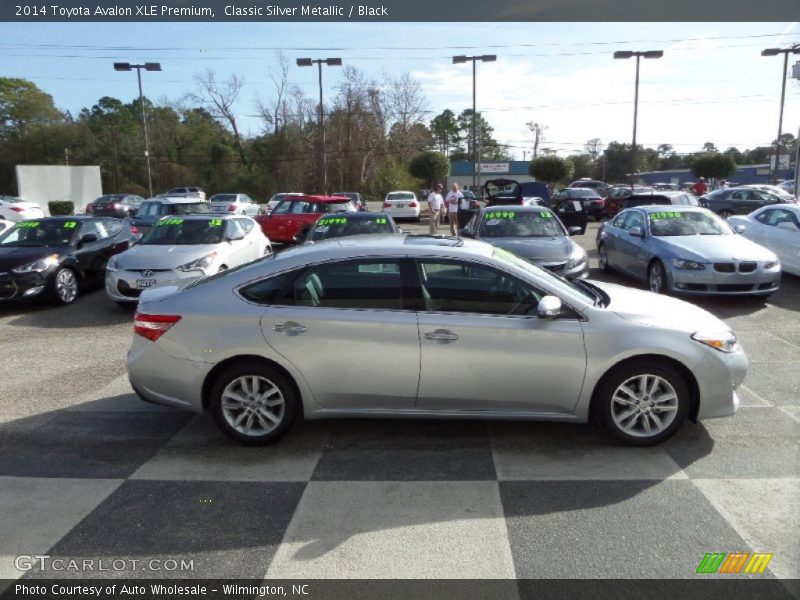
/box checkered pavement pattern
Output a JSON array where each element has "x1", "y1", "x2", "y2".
[{"x1": 0, "y1": 308, "x2": 798, "y2": 586}]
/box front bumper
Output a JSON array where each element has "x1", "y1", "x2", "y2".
[
  {"x1": 106, "y1": 268, "x2": 202, "y2": 302},
  {"x1": 0, "y1": 271, "x2": 50, "y2": 302},
  {"x1": 694, "y1": 346, "x2": 748, "y2": 420},
  {"x1": 667, "y1": 263, "x2": 781, "y2": 296}
]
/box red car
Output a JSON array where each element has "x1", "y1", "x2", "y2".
[{"x1": 254, "y1": 195, "x2": 356, "y2": 244}]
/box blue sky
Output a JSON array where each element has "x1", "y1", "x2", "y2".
[{"x1": 1, "y1": 21, "x2": 798, "y2": 158}]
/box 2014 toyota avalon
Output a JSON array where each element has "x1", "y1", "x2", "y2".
[{"x1": 128, "y1": 235, "x2": 746, "y2": 447}]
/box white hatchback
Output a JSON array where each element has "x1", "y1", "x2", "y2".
[
  {"x1": 383, "y1": 191, "x2": 420, "y2": 221},
  {"x1": 106, "y1": 214, "x2": 271, "y2": 303},
  {"x1": 209, "y1": 193, "x2": 260, "y2": 216},
  {"x1": 0, "y1": 196, "x2": 45, "y2": 222}
]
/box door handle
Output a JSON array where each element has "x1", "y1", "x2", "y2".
[
  {"x1": 273, "y1": 321, "x2": 306, "y2": 334},
  {"x1": 424, "y1": 329, "x2": 459, "y2": 342}
]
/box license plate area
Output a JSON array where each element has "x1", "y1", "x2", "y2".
[{"x1": 136, "y1": 279, "x2": 157, "y2": 289}]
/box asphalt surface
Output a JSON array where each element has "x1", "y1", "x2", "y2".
[{"x1": 0, "y1": 217, "x2": 798, "y2": 590}]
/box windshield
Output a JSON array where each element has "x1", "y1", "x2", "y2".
[
  {"x1": 492, "y1": 246, "x2": 595, "y2": 304},
  {"x1": 570, "y1": 189, "x2": 599, "y2": 198},
  {"x1": 485, "y1": 181, "x2": 520, "y2": 198},
  {"x1": 0, "y1": 220, "x2": 77, "y2": 246},
  {"x1": 309, "y1": 215, "x2": 394, "y2": 241},
  {"x1": 94, "y1": 195, "x2": 126, "y2": 204},
  {"x1": 388, "y1": 192, "x2": 414, "y2": 200},
  {"x1": 325, "y1": 202, "x2": 356, "y2": 213},
  {"x1": 173, "y1": 202, "x2": 210, "y2": 214},
  {"x1": 139, "y1": 218, "x2": 225, "y2": 245},
  {"x1": 210, "y1": 194, "x2": 237, "y2": 203},
  {"x1": 648, "y1": 210, "x2": 732, "y2": 236},
  {"x1": 479, "y1": 209, "x2": 564, "y2": 238}
]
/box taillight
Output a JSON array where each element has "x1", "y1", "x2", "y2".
[
  {"x1": 134, "y1": 313, "x2": 182, "y2": 342},
  {"x1": 227, "y1": 204, "x2": 237, "y2": 212},
  {"x1": 383, "y1": 202, "x2": 391, "y2": 208},
  {"x1": 409, "y1": 202, "x2": 418, "y2": 208},
  {"x1": 86, "y1": 204, "x2": 94, "y2": 213},
  {"x1": 130, "y1": 226, "x2": 139, "y2": 235},
  {"x1": 10, "y1": 206, "x2": 24, "y2": 212}
]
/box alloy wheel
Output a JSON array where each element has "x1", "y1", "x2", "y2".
[
  {"x1": 649, "y1": 263, "x2": 665, "y2": 294},
  {"x1": 56, "y1": 269, "x2": 78, "y2": 303},
  {"x1": 610, "y1": 374, "x2": 679, "y2": 438},
  {"x1": 220, "y1": 375, "x2": 285, "y2": 436}
]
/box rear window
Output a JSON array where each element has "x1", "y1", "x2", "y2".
[
  {"x1": 387, "y1": 192, "x2": 415, "y2": 201},
  {"x1": 169, "y1": 203, "x2": 211, "y2": 215}
]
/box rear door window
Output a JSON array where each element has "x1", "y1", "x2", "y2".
[{"x1": 292, "y1": 259, "x2": 404, "y2": 310}]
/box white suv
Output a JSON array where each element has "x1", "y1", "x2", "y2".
[{"x1": 163, "y1": 187, "x2": 206, "y2": 200}]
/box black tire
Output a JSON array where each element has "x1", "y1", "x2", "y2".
[
  {"x1": 595, "y1": 360, "x2": 690, "y2": 446},
  {"x1": 647, "y1": 260, "x2": 668, "y2": 295},
  {"x1": 50, "y1": 267, "x2": 79, "y2": 305},
  {"x1": 209, "y1": 360, "x2": 299, "y2": 446},
  {"x1": 718, "y1": 209, "x2": 733, "y2": 219},
  {"x1": 597, "y1": 243, "x2": 610, "y2": 273}
]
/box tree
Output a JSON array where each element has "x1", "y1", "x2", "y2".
[
  {"x1": 189, "y1": 70, "x2": 248, "y2": 166},
  {"x1": 691, "y1": 152, "x2": 736, "y2": 180},
  {"x1": 567, "y1": 154, "x2": 594, "y2": 180},
  {"x1": 656, "y1": 144, "x2": 674, "y2": 158},
  {"x1": 584, "y1": 138, "x2": 603, "y2": 161},
  {"x1": 457, "y1": 109, "x2": 497, "y2": 161},
  {"x1": 529, "y1": 155, "x2": 573, "y2": 188},
  {"x1": 366, "y1": 156, "x2": 420, "y2": 199},
  {"x1": 702, "y1": 142, "x2": 718, "y2": 153},
  {"x1": 408, "y1": 150, "x2": 449, "y2": 186},
  {"x1": 525, "y1": 122, "x2": 547, "y2": 159},
  {"x1": 429, "y1": 109, "x2": 460, "y2": 157},
  {"x1": 0, "y1": 77, "x2": 62, "y2": 137}
]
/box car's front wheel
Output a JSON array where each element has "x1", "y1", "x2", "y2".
[
  {"x1": 51, "y1": 267, "x2": 79, "y2": 305},
  {"x1": 209, "y1": 361, "x2": 298, "y2": 445},
  {"x1": 718, "y1": 209, "x2": 733, "y2": 218},
  {"x1": 648, "y1": 260, "x2": 668, "y2": 294},
  {"x1": 597, "y1": 243, "x2": 610, "y2": 273},
  {"x1": 596, "y1": 361, "x2": 690, "y2": 446}
]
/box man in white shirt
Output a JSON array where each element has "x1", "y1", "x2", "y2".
[
  {"x1": 445, "y1": 182, "x2": 464, "y2": 235},
  {"x1": 427, "y1": 183, "x2": 445, "y2": 234}
]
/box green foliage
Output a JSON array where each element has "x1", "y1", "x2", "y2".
[
  {"x1": 366, "y1": 157, "x2": 420, "y2": 199},
  {"x1": 691, "y1": 152, "x2": 737, "y2": 180},
  {"x1": 48, "y1": 201, "x2": 74, "y2": 215},
  {"x1": 408, "y1": 151, "x2": 449, "y2": 186},
  {"x1": 529, "y1": 155, "x2": 574, "y2": 185}
]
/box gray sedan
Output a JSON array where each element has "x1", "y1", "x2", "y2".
[
  {"x1": 460, "y1": 205, "x2": 589, "y2": 279},
  {"x1": 597, "y1": 206, "x2": 781, "y2": 296},
  {"x1": 128, "y1": 235, "x2": 746, "y2": 447}
]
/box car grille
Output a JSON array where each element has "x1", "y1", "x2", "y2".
[
  {"x1": 125, "y1": 269, "x2": 171, "y2": 275},
  {"x1": 717, "y1": 284, "x2": 755, "y2": 292},
  {"x1": 738, "y1": 262, "x2": 757, "y2": 273},
  {"x1": 713, "y1": 262, "x2": 735, "y2": 273},
  {"x1": 116, "y1": 280, "x2": 142, "y2": 298}
]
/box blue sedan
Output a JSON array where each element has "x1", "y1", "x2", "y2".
[{"x1": 596, "y1": 206, "x2": 781, "y2": 296}]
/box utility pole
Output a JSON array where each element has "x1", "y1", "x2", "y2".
[{"x1": 761, "y1": 45, "x2": 800, "y2": 183}]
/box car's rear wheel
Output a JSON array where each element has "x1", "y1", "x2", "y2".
[
  {"x1": 718, "y1": 209, "x2": 733, "y2": 218},
  {"x1": 51, "y1": 267, "x2": 79, "y2": 305},
  {"x1": 648, "y1": 260, "x2": 668, "y2": 294},
  {"x1": 209, "y1": 361, "x2": 298, "y2": 445},
  {"x1": 597, "y1": 243, "x2": 610, "y2": 273},
  {"x1": 596, "y1": 361, "x2": 689, "y2": 446}
]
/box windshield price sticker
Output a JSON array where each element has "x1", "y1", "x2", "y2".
[
  {"x1": 157, "y1": 218, "x2": 184, "y2": 227},
  {"x1": 318, "y1": 217, "x2": 348, "y2": 226},
  {"x1": 375, "y1": 217, "x2": 388, "y2": 224},
  {"x1": 649, "y1": 211, "x2": 682, "y2": 220},
  {"x1": 485, "y1": 211, "x2": 517, "y2": 220},
  {"x1": 209, "y1": 219, "x2": 223, "y2": 227},
  {"x1": 540, "y1": 211, "x2": 553, "y2": 218},
  {"x1": 63, "y1": 221, "x2": 77, "y2": 229},
  {"x1": 15, "y1": 221, "x2": 40, "y2": 228}
]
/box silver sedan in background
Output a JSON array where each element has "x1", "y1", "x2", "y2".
[{"x1": 128, "y1": 235, "x2": 746, "y2": 448}]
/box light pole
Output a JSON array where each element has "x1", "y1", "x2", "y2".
[
  {"x1": 453, "y1": 54, "x2": 496, "y2": 191},
  {"x1": 613, "y1": 50, "x2": 663, "y2": 190},
  {"x1": 761, "y1": 45, "x2": 800, "y2": 183},
  {"x1": 297, "y1": 57, "x2": 342, "y2": 195},
  {"x1": 113, "y1": 62, "x2": 161, "y2": 197}
]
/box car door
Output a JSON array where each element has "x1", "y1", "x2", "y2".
[
  {"x1": 614, "y1": 210, "x2": 648, "y2": 278},
  {"x1": 261, "y1": 258, "x2": 420, "y2": 410},
  {"x1": 762, "y1": 209, "x2": 800, "y2": 272},
  {"x1": 413, "y1": 259, "x2": 586, "y2": 413},
  {"x1": 74, "y1": 219, "x2": 111, "y2": 280},
  {"x1": 602, "y1": 211, "x2": 630, "y2": 268}
]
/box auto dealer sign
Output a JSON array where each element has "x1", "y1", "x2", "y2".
[{"x1": 479, "y1": 163, "x2": 509, "y2": 174}]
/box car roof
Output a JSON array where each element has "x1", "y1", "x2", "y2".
[
  {"x1": 155, "y1": 214, "x2": 241, "y2": 221},
  {"x1": 145, "y1": 196, "x2": 208, "y2": 204},
  {"x1": 280, "y1": 194, "x2": 354, "y2": 203}
]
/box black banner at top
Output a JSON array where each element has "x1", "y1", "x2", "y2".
[{"x1": 3, "y1": 0, "x2": 800, "y2": 22}]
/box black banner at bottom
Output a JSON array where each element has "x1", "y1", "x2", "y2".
[{"x1": 1, "y1": 579, "x2": 798, "y2": 600}]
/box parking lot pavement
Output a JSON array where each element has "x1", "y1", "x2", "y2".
[{"x1": 0, "y1": 220, "x2": 798, "y2": 586}]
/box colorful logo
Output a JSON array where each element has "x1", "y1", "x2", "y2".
[{"x1": 696, "y1": 552, "x2": 773, "y2": 574}]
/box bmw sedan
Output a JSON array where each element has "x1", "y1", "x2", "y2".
[
  {"x1": 597, "y1": 206, "x2": 781, "y2": 296},
  {"x1": 106, "y1": 214, "x2": 271, "y2": 303},
  {"x1": 700, "y1": 187, "x2": 791, "y2": 217},
  {"x1": 460, "y1": 205, "x2": 588, "y2": 279},
  {"x1": 128, "y1": 235, "x2": 747, "y2": 447},
  {"x1": 728, "y1": 205, "x2": 800, "y2": 276}
]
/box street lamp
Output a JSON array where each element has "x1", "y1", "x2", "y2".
[
  {"x1": 296, "y1": 57, "x2": 342, "y2": 195},
  {"x1": 613, "y1": 50, "x2": 663, "y2": 190},
  {"x1": 761, "y1": 45, "x2": 800, "y2": 183},
  {"x1": 453, "y1": 54, "x2": 496, "y2": 190},
  {"x1": 113, "y1": 62, "x2": 161, "y2": 197}
]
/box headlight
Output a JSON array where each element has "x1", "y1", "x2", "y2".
[
  {"x1": 671, "y1": 258, "x2": 706, "y2": 270},
  {"x1": 177, "y1": 252, "x2": 217, "y2": 272},
  {"x1": 567, "y1": 252, "x2": 587, "y2": 269},
  {"x1": 11, "y1": 254, "x2": 60, "y2": 273},
  {"x1": 764, "y1": 260, "x2": 779, "y2": 269},
  {"x1": 106, "y1": 256, "x2": 120, "y2": 272},
  {"x1": 691, "y1": 331, "x2": 739, "y2": 353}
]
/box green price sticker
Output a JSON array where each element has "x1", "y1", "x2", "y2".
[
  {"x1": 15, "y1": 221, "x2": 39, "y2": 229},
  {"x1": 650, "y1": 211, "x2": 681, "y2": 220},
  {"x1": 376, "y1": 218, "x2": 387, "y2": 224},
  {"x1": 540, "y1": 211, "x2": 552, "y2": 218},
  {"x1": 209, "y1": 219, "x2": 223, "y2": 227},
  {"x1": 486, "y1": 211, "x2": 516, "y2": 220},
  {"x1": 63, "y1": 221, "x2": 77, "y2": 229},
  {"x1": 158, "y1": 218, "x2": 184, "y2": 227}
]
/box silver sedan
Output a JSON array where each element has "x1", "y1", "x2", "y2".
[{"x1": 128, "y1": 235, "x2": 747, "y2": 447}]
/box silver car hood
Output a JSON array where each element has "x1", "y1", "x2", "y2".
[
  {"x1": 656, "y1": 234, "x2": 776, "y2": 262},
  {"x1": 486, "y1": 236, "x2": 577, "y2": 263},
  {"x1": 590, "y1": 280, "x2": 730, "y2": 333},
  {"x1": 117, "y1": 244, "x2": 217, "y2": 270}
]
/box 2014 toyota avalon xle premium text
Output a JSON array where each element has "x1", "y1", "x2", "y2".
[{"x1": 127, "y1": 235, "x2": 747, "y2": 446}]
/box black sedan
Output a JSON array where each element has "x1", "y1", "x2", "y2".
[
  {"x1": 700, "y1": 187, "x2": 793, "y2": 218},
  {"x1": 0, "y1": 216, "x2": 135, "y2": 305},
  {"x1": 86, "y1": 194, "x2": 145, "y2": 218},
  {"x1": 294, "y1": 211, "x2": 400, "y2": 243},
  {"x1": 552, "y1": 188, "x2": 605, "y2": 221}
]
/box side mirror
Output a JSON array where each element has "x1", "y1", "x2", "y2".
[
  {"x1": 537, "y1": 295, "x2": 563, "y2": 319},
  {"x1": 628, "y1": 226, "x2": 644, "y2": 238},
  {"x1": 567, "y1": 226, "x2": 582, "y2": 236},
  {"x1": 733, "y1": 224, "x2": 746, "y2": 234},
  {"x1": 78, "y1": 233, "x2": 98, "y2": 245},
  {"x1": 228, "y1": 230, "x2": 246, "y2": 241}
]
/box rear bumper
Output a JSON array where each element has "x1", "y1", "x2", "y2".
[{"x1": 385, "y1": 206, "x2": 421, "y2": 218}]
